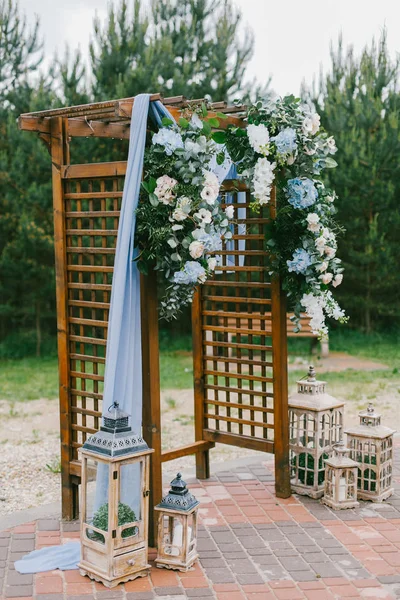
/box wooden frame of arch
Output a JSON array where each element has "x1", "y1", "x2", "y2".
[{"x1": 19, "y1": 94, "x2": 290, "y2": 544}]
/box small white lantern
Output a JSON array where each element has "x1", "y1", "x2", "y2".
[
  {"x1": 323, "y1": 440, "x2": 359, "y2": 510},
  {"x1": 345, "y1": 403, "x2": 395, "y2": 502},
  {"x1": 289, "y1": 366, "x2": 344, "y2": 498},
  {"x1": 155, "y1": 473, "x2": 199, "y2": 572}
]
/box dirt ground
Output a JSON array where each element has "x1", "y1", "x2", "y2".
[{"x1": 0, "y1": 352, "x2": 397, "y2": 516}]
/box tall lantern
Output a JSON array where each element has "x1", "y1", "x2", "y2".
[
  {"x1": 155, "y1": 473, "x2": 199, "y2": 572},
  {"x1": 289, "y1": 366, "x2": 344, "y2": 498},
  {"x1": 345, "y1": 403, "x2": 395, "y2": 502},
  {"x1": 323, "y1": 440, "x2": 359, "y2": 510},
  {"x1": 78, "y1": 402, "x2": 154, "y2": 588}
]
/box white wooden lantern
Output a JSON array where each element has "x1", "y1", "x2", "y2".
[
  {"x1": 289, "y1": 366, "x2": 344, "y2": 498},
  {"x1": 155, "y1": 473, "x2": 199, "y2": 572},
  {"x1": 78, "y1": 402, "x2": 154, "y2": 588},
  {"x1": 323, "y1": 440, "x2": 359, "y2": 509},
  {"x1": 345, "y1": 403, "x2": 395, "y2": 502}
]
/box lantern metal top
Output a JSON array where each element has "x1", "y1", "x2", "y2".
[
  {"x1": 156, "y1": 473, "x2": 200, "y2": 512},
  {"x1": 82, "y1": 402, "x2": 149, "y2": 457},
  {"x1": 345, "y1": 403, "x2": 395, "y2": 439},
  {"x1": 324, "y1": 440, "x2": 358, "y2": 469},
  {"x1": 289, "y1": 366, "x2": 344, "y2": 411}
]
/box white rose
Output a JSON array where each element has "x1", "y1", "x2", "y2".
[
  {"x1": 306, "y1": 213, "x2": 320, "y2": 233},
  {"x1": 302, "y1": 112, "x2": 320, "y2": 136},
  {"x1": 194, "y1": 208, "x2": 212, "y2": 227},
  {"x1": 172, "y1": 208, "x2": 188, "y2": 221},
  {"x1": 316, "y1": 261, "x2": 328, "y2": 273},
  {"x1": 201, "y1": 185, "x2": 219, "y2": 205},
  {"x1": 332, "y1": 274, "x2": 343, "y2": 287},
  {"x1": 225, "y1": 205, "x2": 234, "y2": 219},
  {"x1": 326, "y1": 136, "x2": 337, "y2": 154},
  {"x1": 324, "y1": 246, "x2": 336, "y2": 259},
  {"x1": 207, "y1": 257, "x2": 217, "y2": 271},
  {"x1": 320, "y1": 272, "x2": 333, "y2": 284},
  {"x1": 189, "y1": 240, "x2": 205, "y2": 259},
  {"x1": 315, "y1": 237, "x2": 326, "y2": 256}
]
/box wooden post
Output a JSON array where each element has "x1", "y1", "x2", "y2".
[
  {"x1": 192, "y1": 287, "x2": 210, "y2": 479},
  {"x1": 50, "y1": 117, "x2": 76, "y2": 519},
  {"x1": 270, "y1": 185, "x2": 291, "y2": 499},
  {"x1": 140, "y1": 271, "x2": 162, "y2": 547}
]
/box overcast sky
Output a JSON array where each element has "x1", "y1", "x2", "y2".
[{"x1": 18, "y1": 0, "x2": 399, "y2": 97}]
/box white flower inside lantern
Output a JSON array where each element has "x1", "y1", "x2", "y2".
[
  {"x1": 323, "y1": 440, "x2": 359, "y2": 510},
  {"x1": 155, "y1": 473, "x2": 199, "y2": 572}
]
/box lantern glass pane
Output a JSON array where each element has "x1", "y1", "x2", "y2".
[
  {"x1": 84, "y1": 458, "x2": 110, "y2": 545},
  {"x1": 118, "y1": 461, "x2": 143, "y2": 540}
]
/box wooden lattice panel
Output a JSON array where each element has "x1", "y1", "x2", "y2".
[
  {"x1": 199, "y1": 187, "x2": 275, "y2": 450},
  {"x1": 64, "y1": 176, "x2": 124, "y2": 461}
]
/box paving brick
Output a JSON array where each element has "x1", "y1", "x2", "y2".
[
  {"x1": 6, "y1": 571, "x2": 33, "y2": 585},
  {"x1": 309, "y1": 563, "x2": 343, "y2": 578},
  {"x1": 199, "y1": 557, "x2": 226, "y2": 568},
  {"x1": 36, "y1": 575, "x2": 63, "y2": 594},
  {"x1": 96, "y1": 591, "x2": 125, "y2": 599},
  {"x1": 205, "y1": 568, "x2": 235, "y2": 584},
  {"x1": 36, "y1": 595, "x2": 65, "y2": 600},
  {"x1": 125, "y1": 593, "x2": 155, "y2": 600},
  {"x1": 61, "y1": 522, "x2": 80, "y2": 532},
  {"x1": 303, "y1": 553, "x2": 331, "y2": 564},
  {"x1": 10, "y1": 539, "x2": 35, "y2": 553},
  {"x1": 4, "y1": 584, "x2": 33, "y2": 598},
  {"x1": 185, "y1": 590, "x2": 214, "y2": 597},
  {"x1": 279, "y1": 557, "x2": 309, "y2": 572},
  {"x1": 37, "y1": 520, "x2": 60, "y2": 532},
  {"x1": 154, "y1": 586, "x2": 184, "y2": 595}
]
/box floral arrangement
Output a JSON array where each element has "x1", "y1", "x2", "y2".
[
  {"x1": 218, "y1": 95, "x2": 347, "y2": 336},
  {"x1": 136, "y1": 96, "x2": 347, "y2": 336},
  {"x1": 135, "y1": 107, "x2": 233, "y2": 319}
]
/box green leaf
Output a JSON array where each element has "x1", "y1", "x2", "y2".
[
  {"x1": 148, "y1": 176, "x2": 157, "y2": 193},
  {"x1": 149, "y1": 193, "x2": 159, "y2": 207},
  {"x1": 216, "y1": 112, "x2": 228, "y2": 119},
  {"x1": 141, "y1": 181, "x2": 149, "y2": 193},
  {"x1": 178, "y1": 117, "x2": 189, "y2": 129},
  {"x1": 216, "y1": 151, "x2": 226, "y2": 165},
  {"x1": 161, "y1": 117, "x2": 174, "y2": 127},
  {"x1": 202, "y1": 120, "x2": 211, "y2": 135},
  {"x1": 212, "y1": 131, "x2": 226, "y2": 144},
  {"x1": 201, "y1": 103, "x2": 208, "y2": 117},
  {"x1": 324, "y1": 157, "x2": 338, "y2": 169},
  {"x1": 208, "y1": 117, "x2": 220, "y2": 128}
]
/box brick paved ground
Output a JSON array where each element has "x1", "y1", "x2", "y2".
[{"x1": 2, "y1": 457, "x2": 400, "y2": 600}]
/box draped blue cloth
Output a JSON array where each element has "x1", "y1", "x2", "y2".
[{"x1": 15, "y1": 96, "x2": 241, "y2": 574}]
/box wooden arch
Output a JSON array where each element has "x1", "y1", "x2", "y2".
[{"x1": 19, "y1": 94, "x2": 290, "y2": 542}]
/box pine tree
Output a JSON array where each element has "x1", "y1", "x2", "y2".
[
  {"x1": 309, "y1": 33, "x2": 400, "y2": 331},
  {"x1": 89, "y1": 0, "x2": 257, "y2": 102},
  {"x1": 0, "y1": 0, "x2": 56, "y2": 356}
]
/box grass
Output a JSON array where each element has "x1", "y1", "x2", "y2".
[{"x1": 0, "y1": 329, "x2": 398, "y2": 402}]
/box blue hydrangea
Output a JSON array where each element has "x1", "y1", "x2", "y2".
[
  {"x1": 272, "y1": 128, "x2": 297, "y2": 154},
  {"x1": 286, "y1": 178, "x2": 318, "y2": 209},
  {"x1": 287, "y1": 248, "x2": 312, "y2": 274},
  {"x1": 152, "y1": 127, "x2": 184, "y2": 156},
  {"x1": 193, "y1": 229, "x2": 223, "y2": 252},
  {"x1": 174, "y1": 261, "x2": 206, "y2": 285}
]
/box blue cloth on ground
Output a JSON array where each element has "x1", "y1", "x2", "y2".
[{"x1": 15, "y1": 542, "x2": 81, "y2": 573}]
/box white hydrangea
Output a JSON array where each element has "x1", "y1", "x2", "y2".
[
  {"x1": 301, "y1": 292, "x2": 327, "y2": 336},
  {"x1": 252, "y1": 158, "x2": 276, "y2": 205},
  {"x1": 247, "y1": 123, "x2": 270, "y2": 155}
]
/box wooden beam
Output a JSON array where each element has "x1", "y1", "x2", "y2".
[
  {"x1": 270, "y1": 186, "x2": 291, "y2": 499},
  {"x1": 51, "y1": 116, "x2": 77, "y2": 520},
  {"x1": 61, "y1": 161, "x2": 127, "y2": 179},
  {"x1": 203, "y1": 429, "x2": 274, "y2": 453},
  {"x1": 140, "y1": 271, "x2": 162, "y2": 548},
  {"x1": 161, "y1": 441, "x2": 215, "y2": 463}
]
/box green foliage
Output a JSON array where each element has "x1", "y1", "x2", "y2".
[
  {"x1": 293, "y1": 453, "x2": 328, "y2": 486},
  {"x1": 91, "y1": 501, "x2": 137, "y2": 543},
  {"x1": 308, "y1": 31, "x2": 400, "y2": 330}
]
